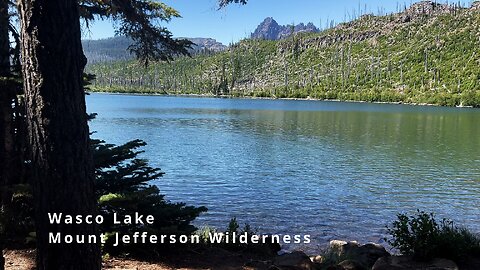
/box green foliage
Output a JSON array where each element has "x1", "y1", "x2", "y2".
[
  {"x1": 386, "y1": 210, "x2": 480, "y2": 261},
  {"x1": 221, "y1": 218, "x2": 280, "y2": 255},
  {"x1": 88, "y1": 7, "x2": 480, "y2": 107},
  {"x1": 227, "y1": 217, "x2": 240, "y2": 234},
  {"x1": 0, "y1": 184, "x2": 34, "y2": 246},
  {"x1": 79, "y1": 0, "x2": 192, "y2": 65},
  {"x1": 432, "y1": 220, "x2": 480, "y2": 261},
  {"x1": 218, "y1": 0, "x2": 247, "y2": 9},
  {"x1": 195, "y1": 217, "x2": 278, "y2": 256},
  {"x1": 92, "y1": 138, "x2": 207, "y2": 255},
  {"x1": 386, "y1": 210, "x2": 439, "y2": 259},
  {"x1": 225, "y1": 217, "x2": 256, "y2": 237},
  {"x1": 196, "y1": 218, "x2": 256, "y2": 246},
  {"x1": 0, "y1": 138, "x2": 207, "y2": 255},
  {"x1": 196, "y1": 226, "x2": 218, "y2": 244}
]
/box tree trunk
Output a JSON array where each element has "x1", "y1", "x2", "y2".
[
  {"x1": 0, "y1": 0, "x2": 8, "y2": 76},
  {"x1": 1, "y1": 1, "x2": 11, "y2": 268},
  {"x1": 17, "y1": 0, "x2": 101, "y2": 269}
]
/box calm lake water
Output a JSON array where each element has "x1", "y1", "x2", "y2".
[{"x1": 87, "y1": 93, "x2": 480, "y2": 251}]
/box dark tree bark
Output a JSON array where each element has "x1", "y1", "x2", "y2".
[
  {"x1": 1, "y1": 1, "x2": 11, "y2": 268},
  {"x1": 17, "y1": 0, "x2": 101, "y2": 269},
  {"x1": 0, "y1": 0, "x2": 10, "y2": 187},
  {"x1": 0, "y1": 0, "x2": 8, "y2": 77}
]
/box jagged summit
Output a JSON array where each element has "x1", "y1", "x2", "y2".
[
  {"x1": 251, "y1": 17, "x2": 319, "y2": 40},
  {"x1": 251, "y1": 17, "x2": 282, "y2": 40}
]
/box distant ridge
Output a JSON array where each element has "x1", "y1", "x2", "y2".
[
  {"x1": 82, "y1": 36, "x2": 226, "y2": 64},
  {"x1": 251, "y1": 17, "x2": 319, "y2": 40},
  {"x1": 87, "y1": 1, "x2": 480, "y2": 107},
  {"x1": 82, "y1": 19, "x2": 319, "y2": 63}
]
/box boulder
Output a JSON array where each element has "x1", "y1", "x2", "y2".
[
  {"x1": 329, "y1": 240, "x2": 390, "y2": 268},
  {"x1": 329, "y1": 240, "x2": 359, "y2": 256},
  {"x1": 310, "y1": 255, "x2": 324, "y2": 264},
  {"x1": 273, "y1": 251, "x2": 315, "y2": 270},
  {"x1": 330, "y1": 240, "x2": 348, "y2": 250},
  {"x1": 355, "y1": 243, "x2": 390, "y2": 267},
  {"x1": 372, "y1": 256, "x2": 459, "y2": 270}
]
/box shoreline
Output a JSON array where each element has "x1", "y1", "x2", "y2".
[
  {"x1": 6, "y1": 237, "x2": 479, "y2": 270},
  {"x1": 87, "y1": 91, "x2": 477, "y2": 109}
]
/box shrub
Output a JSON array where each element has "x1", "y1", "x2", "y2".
[
  {"x1": 434, "y1": 220, "x2": 480, "y2": 261},
  {"x1": 1, "y1": 138, "x2": 208, "y2": 257},
  {"x1": 386, "y1": 210, "x2": 439, "y2": 259},
  {"x1": 196, "y1": 218, "x2": 279, "y2": 256},
  {"x1": 93, "y1": 138, "x2": 208, "y2": 255},
  {"x1": 386, "y1": 210, "x2": 480, "y2": 261}
]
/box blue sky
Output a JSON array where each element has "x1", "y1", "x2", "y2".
[{"x1": 82, "y1": 0, "x2": 474, "y2": 44}]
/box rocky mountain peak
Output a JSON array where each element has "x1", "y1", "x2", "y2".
[
  {"x1": 251, "y1": 17, "x2": 319, "y2": 40},
  {"x1": 262, "y1": 17, "x2": 279, "y2": 26},
  {"x1": 251, "y1": 17, "x2": 283, "y2": 40}
]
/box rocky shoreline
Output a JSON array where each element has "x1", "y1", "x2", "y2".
[
  {"x1": 5, "y1": 240, "x2": 480, "y2": 270},
  {"x1": 269, "y1": 240, "x2": 451, "y2": 270},
  {"x1": 249, "y1": 240, "x2": 479, "y2": 270}
]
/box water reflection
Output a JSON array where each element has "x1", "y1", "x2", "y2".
[{"x1": 87, "y1": 94, "x2": 480, "y2": 251}]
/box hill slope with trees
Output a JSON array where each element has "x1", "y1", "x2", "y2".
[
  {"x1": 87, "y1": 1, "x2": 480, "y2": 107},
  {"x1": 82, "y1": 36, "x2": 227, "y2": 64}
]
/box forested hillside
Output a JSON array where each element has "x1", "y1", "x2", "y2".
[
  {"x1": 87, "y1": 1, "x2": 480, "y2": 107},
  {"x1": 82, "y1": 37, "x2": 135, "y2": 63},
  {"x1": 82, "y1": 36, "x2": 226, "y2": 64}
]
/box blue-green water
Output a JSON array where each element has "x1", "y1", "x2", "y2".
[{"x1": 87, "y1": 93, "x2": 480, "y2": 250}]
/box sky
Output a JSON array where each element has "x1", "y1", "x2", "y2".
[{"x1": 82, "y1": 0, "x2": 475, "y2": 44}]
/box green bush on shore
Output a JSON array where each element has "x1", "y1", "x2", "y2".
[{"x1": 386, "y1": 210, "x2": 480, "y2": 262}]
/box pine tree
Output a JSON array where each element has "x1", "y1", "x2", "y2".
[
  {"x1": 218, "y1": 0, "x2": 248, "y2": 8},
  {"x1": 2, "y1": 1, "x2": 195, "y2": 268},
  {"x1": 92, "y1": 138, "x2": 207, "y2": 255},
  {"x1": 0, "y1": 137, "x2": 207, "y2": 257}
]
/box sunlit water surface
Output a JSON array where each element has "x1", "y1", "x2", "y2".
[{"x1": 87, "y1": 94, "x2": 480, "y2": 252}]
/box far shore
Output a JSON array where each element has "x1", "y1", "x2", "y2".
[{"x1": 87, "y1": 90, "x2": 477, "y2": 109}]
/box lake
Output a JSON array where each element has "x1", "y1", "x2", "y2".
[{"x1": 87, "y1": 93, "x2": 480, "y2": 251}]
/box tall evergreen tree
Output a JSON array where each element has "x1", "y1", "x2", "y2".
[
  {"x1": 0, "y1": 0, "x2": 8, "y2": 76},
  {"x1": 0, "y1": 2, "x2": 9, "y2": 268},
  {"x1": 17, "y1": 0, "x2": 101, "y2": 268},
  {"x1": 1, "y1": 0, "x2": 210, "y2": 268},
  {"x1": 0, "y1": 1, "x2": 22, "y2": 268},
  {"x1": 14, "y1": 0, "x2": 194, "y2": 268}
]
